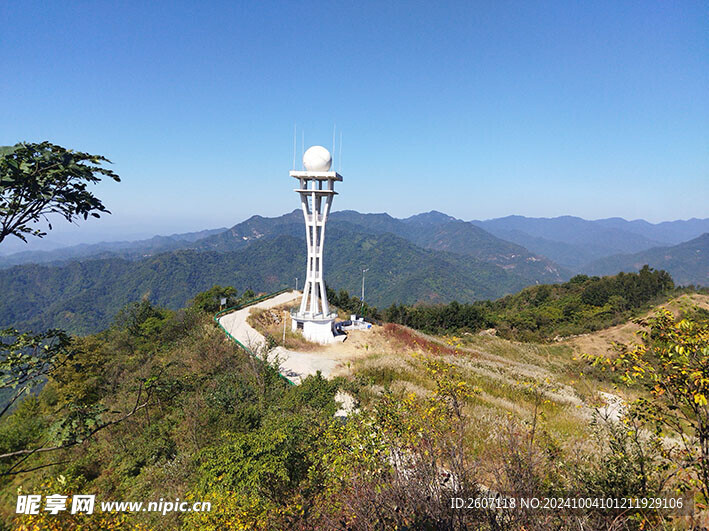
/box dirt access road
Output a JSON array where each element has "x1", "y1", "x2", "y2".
[{"x1": 218, "y1": 290, "x2": 349, "y2": 385}]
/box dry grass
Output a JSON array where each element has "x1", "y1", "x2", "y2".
[
  {"x1": 255, "y1": 295, "x2": 709, "y2": 448},
  {"x1": 347, "y1": 318, "x2": 637, "y2": 448},
  {"x1": 564, "y1": 293, "x2": 709, "y2": 358},
  {"x1": 343, "y1": 295, "x2": 707, "y2": 462},
  {"x1": 382, "y1": 323, "x2": 458, "y2": 356}
]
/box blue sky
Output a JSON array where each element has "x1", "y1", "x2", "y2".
[{"x1": 1, "y1": 1, "x2": 707, "y2": 249}]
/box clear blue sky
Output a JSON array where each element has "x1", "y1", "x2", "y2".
[{"x1": 1, "y1": 1, "x2": 707, "y2": 248}]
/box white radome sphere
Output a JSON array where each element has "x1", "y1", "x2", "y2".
[{"x1": 303, "y1": 145, "x2": 332, "y2": 172}]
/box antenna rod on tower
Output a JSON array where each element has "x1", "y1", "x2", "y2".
[
  {"x1": 332, "y1": 123, "x2": 336, "y2": 168},
  {"x1": 338, "y1": 132, "x2": 343, "y2": 172},
  {"x1": 301, "y1": 131, "x2": 305, "y2": 170},
  {"x1": 292, "y1": 124, "x2": 297, "y2": 170}
]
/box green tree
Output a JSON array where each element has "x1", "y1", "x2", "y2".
[
  {"x1": 191, "y1": 285, "x2": 239, "y2": 313},
  {"x1": 0, "y1": 328, "x2": 74, "y2": 420},
  {"x1": 0, "y1": 141, "x2": 121, "y2": 472},
  {"x1": 0, "y1": 141, "x2": 120, "y2": 244},
  {"x1": 589, "y1": 309, "x2": 709, "y2": 501},
  {"x1": 114, "y1": 299, "x2": 170, "y2": 337}
]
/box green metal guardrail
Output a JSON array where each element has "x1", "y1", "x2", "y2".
[{"x1": 213, "y1": 288, "x2": 295, "y2": 386}]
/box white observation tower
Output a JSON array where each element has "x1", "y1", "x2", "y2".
[{"x1": 290, "y1": 145, "x2": 343, "y2": 343}]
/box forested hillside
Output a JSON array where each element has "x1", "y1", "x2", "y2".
[
  {"x1": 585, "y1": 233, "x2": 709, "y2": 286},
  {"x1": 0, "y1": 296, "x2": 345, "y2": 529},
  {"x1": 0, "y1": 228, "x2": 226, "y2": 268},
  {"x1": 367, "y1": 266, "x2": 684, "y2": 341},
  {"x1": 0, "y1": 209, "x2": 567, "y2": 280},
  {"x1": 3, "y1": 208, "x2": 706, "y2": 336},
  {"x1": 194, "y1": 210, "x2": 567, "y2": 284},
  {"x1": 3, "y1": 285, "x2": 709, "y2": 529},
  {"x1": 0, "y1": 230, "x2": 540, "y2": 334}
]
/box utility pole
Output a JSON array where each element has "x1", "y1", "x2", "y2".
[
  {"x1": 295, "y1": 277, "x2": 298, "y2": 291},
  {"x1": 283, "y1": 310, "x2": 287, "y2": 344},
  {"x1": 361, "y1": 268, "x2": 369, "y2": 308}
]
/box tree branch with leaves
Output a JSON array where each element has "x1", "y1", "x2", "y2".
[
  {"x1": 0, "y1": 328, "x2": 75, "y2": 420},
  {"x1": 0, "y1": 141, "x2": 120, "y2": 244},
  {"x1": 0, "y1": 141, "x2": 125, "y2": 474},
  {"x1": 587, "y1": 309, "x2": 709, "y2": 502}
]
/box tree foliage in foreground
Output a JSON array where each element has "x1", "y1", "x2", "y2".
[
  {"x1": 589, "y1": 309, "x2": 709, "y2": 502},
  {"x1": 0, "y1": 140, "x2": 124, "y2": 472},
  {"x1": 0, "y1": 328, "x2": 74, "y2": 421},
  {"x1": 0, "y1": 141, "x2": 120, "y2": 244}
]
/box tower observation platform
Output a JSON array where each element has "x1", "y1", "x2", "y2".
[{"x1": 290, "y1": 146, "x2": 344, "y2": 344}]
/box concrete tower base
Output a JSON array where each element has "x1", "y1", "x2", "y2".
[{"x1": 291, "y1": 313, "x2": 345, "y2": 344}]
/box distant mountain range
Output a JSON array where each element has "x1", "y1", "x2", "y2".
[
  {"x1": 4, "y1": 212, "x2": 706, "y2": 273},
  {"x1": 585, "y1": 233, "x2": 709, "y2": 286},
  {"x1": 192, "y1": 210, "x2": 566, "y2": 284},
  {"x1": 0, "y1": 211, "x2": 706, "y2": 334},
  {"x1": 0, "y1": 211, "x2": 567, "y2": 333},
  {"x1": 0, "y1": 230, "x2": 551, "y2": 334},
  {"x1": 0, "y1": 228, "x2": 226, "y2": 268},
  {"x1": 471, "y1": 215, "x2": 709, "y2": 269}
]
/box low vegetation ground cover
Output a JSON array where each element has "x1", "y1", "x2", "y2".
[{"x1": 2, "y1": 280, "x2": 709, "y2": 529}]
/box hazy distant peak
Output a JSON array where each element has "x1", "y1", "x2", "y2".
[
  {"x1": 334, "y1": 210, "x2": 396, "y2": 218},
  {"x1": 596, "y1": 216, "x2": 630, "y2": 223},
  {"x1": 403, "y1": 210, "x2": 457, "y2": 225},
  {"x1": 691, "y1": 232, "x2": 709, "y2": 243},
  {"x1": 584, "y1": 232, "x2": 709, "y2": 286}
]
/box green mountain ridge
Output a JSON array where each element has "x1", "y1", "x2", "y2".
[
  {"x1": 0, "y1": 228, "x2": 227, "y2": 268},
  {"x1": 3, "y1": 209, "x2": 705, "y2": 336},
  {"x1": 0, "y1": 230, "x2": 538, "y2": 334},
  {"x1": 584, "y1": 233, "x2": 709, "y2": 286},
  {"x1": 1, "y1": 210, "x2": 568, "y2": 285},
  {"x1": 3, "y1": 212, "x2": 707, "y2": 275},
  {"x1": 194, "y1": 210, "x2": 568, "y2": 284}
]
